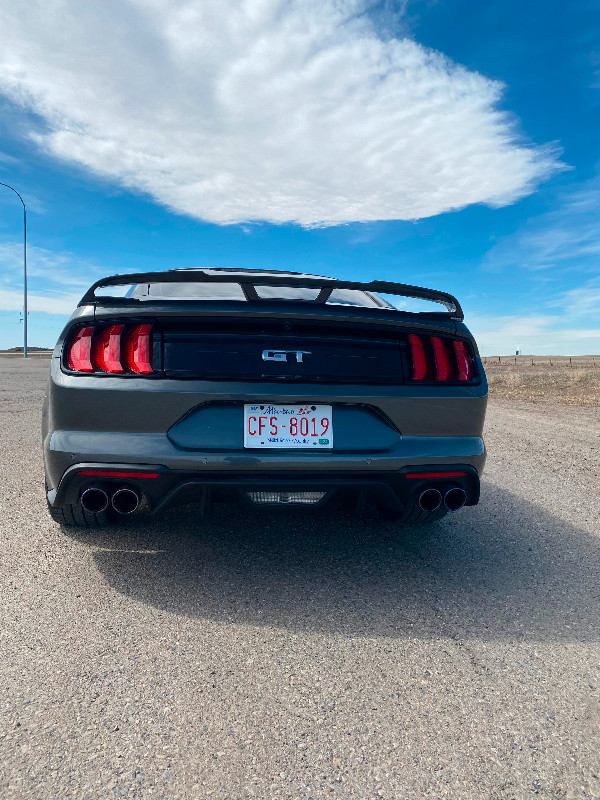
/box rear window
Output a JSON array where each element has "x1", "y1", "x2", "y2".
[
  {"x1": 131, "y1": 282, "x2": 247, "y2": 301},
  {"x1": 328, "y1": 289, "x2": 390, "y2": 308},
  {"x1": 376, "y1": 293, "x2": 448, "y2": 313},
  {"x1": 126, "y1": 282, "x2": 388, "y2": 307}
]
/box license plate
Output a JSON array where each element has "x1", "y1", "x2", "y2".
[{"x1": 244, "y1": 404, "x2": 333, "y2": 449}]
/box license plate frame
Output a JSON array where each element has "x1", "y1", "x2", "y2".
[{"x1": 243, "y1": 404, "x2": 333, "y2": 449}]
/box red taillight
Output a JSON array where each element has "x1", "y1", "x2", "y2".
[
  {"x1": 125, "y1": 324, "x2": 154, "y2": 374},
  {"x1": 409, "y1": 334, "x2": 428, "y2": 381},
  {"x1": 408, "y1": 335, "x2": 474, "y2": 383},
  {"x1": 66, "y1": 326, "x2": 95, "y2": 372},
  {"x1": 406, "y1": 471, "x2": 468, "y2": 479},
  {"x1": 77, "y1": 469, "x2": 160, "y2": 478},
  {"x1": 93, "y1": 324, "x2": 125, "y2": 373},
  {"x1": 431, "y1": 336, "x2": 451, "y2": 382},
  {"x1": 66, "y1": 322, "x2": 155, "y2": 374},
  {"x1": 453, "y1": 340, "x2": 472, "y2": 382}
]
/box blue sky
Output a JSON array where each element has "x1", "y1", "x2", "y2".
[{"x1": 0, "y1": 0, "x2": 598, "y2": 354}]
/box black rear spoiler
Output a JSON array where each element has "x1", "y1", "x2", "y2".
[{"x1": 79, "y1": 270, "x2": 463, "y2": 319}]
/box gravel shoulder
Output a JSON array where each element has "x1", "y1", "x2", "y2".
[{"x1": 0, "y1": 358, "x2": 599, "y2": 799}]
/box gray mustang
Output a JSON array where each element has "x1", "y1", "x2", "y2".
[{"x1": 42, "y1": 269, "x2": 487, "y2": 527}]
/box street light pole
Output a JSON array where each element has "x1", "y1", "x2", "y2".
[{"x1": 0, "y1": 182, "x2": 27, "y2": 357}]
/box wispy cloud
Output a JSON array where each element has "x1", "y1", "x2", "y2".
[
  {"x1": 560, "y1": 277, "x2": 600, "y2": 318},
  {"x1": 0, "y1": 240, "x2": 106, "y2": 314},
  {"x1": 0, "y1": 0, "x2": 559, "y2": 227},
  {"x1": 0, "y1": 150, "x2": 19, "y2": 165},
  {"x1": 0, "y1": 285, "x2": 81, "y2": 315},
  {"x1": 483, "y1": 176, "x2": 600, "y2": 272},
  {"x1": 474, "y1": 174, "x2": 600, "y2": 353},
  {"x1": 0, "y1": 241, "x2": 97, "y2": 289}
]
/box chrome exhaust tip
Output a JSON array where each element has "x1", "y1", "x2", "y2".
[
  {"x1": 111, "y1": 487, "x2": 140, "y2": 515},
  {"x1": 418, "y1": 487, "x2": 443, "y2": 512},
  {"x1": 444, "y1": 487, "x2": 467, "y2": 511},
  {"x1": 81, "y1": 487, "x2": 109, "y2": 514}
]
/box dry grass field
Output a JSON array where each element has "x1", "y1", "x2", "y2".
[{"x1": 484, "y1": 355, "x2": 600, "y2": 406}]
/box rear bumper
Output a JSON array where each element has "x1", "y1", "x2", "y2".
[
  {"x1": 48, "y1": 462, "x2": 482, "y2": 514},
  {"x1": 46, "y1": 429, "x2": 485, "y2": 489}
]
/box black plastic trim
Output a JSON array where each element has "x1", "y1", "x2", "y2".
[{"x1": 51, "y1": 462, "x2": 481, "y2": 514}]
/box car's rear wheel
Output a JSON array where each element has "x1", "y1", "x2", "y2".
[
  {"x1": 45, "y1": 475, "x2": 116, "y2": 527},
  {"x1": 46, "y1": 500, "x2": 114, "y2": 528}
]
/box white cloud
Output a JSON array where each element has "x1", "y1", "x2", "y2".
[{"x1": 0, "y1": 0, "x2": 559, "y2": 227}]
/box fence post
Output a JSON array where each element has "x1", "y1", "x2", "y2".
[{"x1": 531, "y1": 358, "x2": 534, "y2": 366}]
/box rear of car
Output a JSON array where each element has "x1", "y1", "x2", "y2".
[{"x1": 42, "y1": 269, "x2": 487, "y2": 527}]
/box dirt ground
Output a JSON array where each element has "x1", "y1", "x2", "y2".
[{"x1": 484, "y1": 360, "x2": 600, "y2": 407}]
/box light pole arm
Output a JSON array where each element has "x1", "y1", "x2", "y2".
[{"x1": 0, "y1": 182, "x2": 27, "y2": 358}]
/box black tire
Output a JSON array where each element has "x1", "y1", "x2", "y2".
[{"x1": 46, "y1": 500, "x2": 114, "y2": 528}]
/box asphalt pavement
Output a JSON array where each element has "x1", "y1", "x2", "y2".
[{"x1": 1, "y1": 357, "x2": 599, "y2": 799}]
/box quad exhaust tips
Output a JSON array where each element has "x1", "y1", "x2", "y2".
[
  {"x1": 444, "y1": 487, "x2": 467, "y2": 511},
  {"x1": 111, "y1": 487, "x2": 140, "y2": 515},
  {"x1": 417, "y1": 485, "x2": 468, "y2": 513},
  {"x1": 81, "y1": 487, "x2": 109, "y2": 514}
]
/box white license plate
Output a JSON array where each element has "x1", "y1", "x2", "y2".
[{"x1": 243, "y1": 404, "x2": 333, "y2": 449}]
